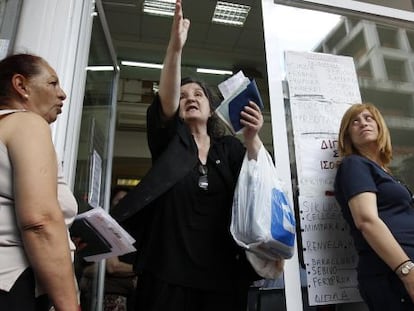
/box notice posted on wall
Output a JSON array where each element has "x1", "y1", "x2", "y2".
[
  {"x1": 294, "y1": 133, "x2": 339, "y2": 196},
  {"x1": 285, "y1": 51, "x2": 361, "y2": 104},
  {"x1": 299, "y1": 195, "x2": 361, "y2": 305},
  {"x1": 0, "y1": 39, "x2": 9, "y2": 60},
  {"x1": 285, "y1": 50, "x2": 362, "y2": 305}
]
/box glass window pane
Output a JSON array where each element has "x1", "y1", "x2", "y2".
[
  {"x1": 357, "y1": 0, "x2": 414, "y2": 12},
  {"x1": 0, "y1": 0, "x2": 22, "y2": 59},
  {"x1": 270, "y1": 3, "x2": 414, "y2": 310},
  {"x1": 74, "y1": 11, "x2": 118, "y2": 311}
]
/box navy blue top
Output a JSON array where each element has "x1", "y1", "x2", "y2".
[{"x1": 334, "y1": 154, "x2": 414, "y2": 277}]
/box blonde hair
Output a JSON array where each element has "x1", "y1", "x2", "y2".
[{"x1": 338, "y1": 103, "x2": 392, "y2": 166}]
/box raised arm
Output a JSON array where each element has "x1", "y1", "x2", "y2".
[
  {"x1": 158, "y1": 0, "x2": 190, "y2": 119},
  {"x1": 7, "y1": 113, "x2": 78, "y2": 311},
  {"x1": 349, "y1": 192, "x2": 414, "y2": 302}
]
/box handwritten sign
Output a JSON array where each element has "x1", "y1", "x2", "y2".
[
  {"x1": 0, "y1": 39, "x2": 9, "y2": 60},
  {"x1": 285, "y1": 51, "x2": 362, "y2": 305},
  {"x1": 290, "y1": 100, "x2": 351, "y2": 135},
  {"x1": 285, "y1": 51, "x2": 361, "y2": 103},
  {"x1": 88, "y1": 149, "x2": 102, "y2": 209},
  {"x1": 300, "y1": 196, "x2": 361, "y2": 304},
  {"x1": 295, "y1": 134, "x2": 340, "y2": 196}
]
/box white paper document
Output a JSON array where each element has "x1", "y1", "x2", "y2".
[
  {"x1": 73, "y1": 208, "x2": 136, "y2": 262},
  {"x1": 218, "y1": 70, "x2": 249, "y2": 99}
]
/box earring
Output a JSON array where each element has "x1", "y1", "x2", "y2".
[{"x1": 23, "y1": 94, "x2": 29, "y2": 99}]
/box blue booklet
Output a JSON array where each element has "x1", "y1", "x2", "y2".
[{"x1": 215, "y1": 79, "x2": 264, "y2": 134}]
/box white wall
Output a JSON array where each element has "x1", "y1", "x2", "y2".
[{"x1": 13, "y1": 0, "x2": 94, "y2": 186}]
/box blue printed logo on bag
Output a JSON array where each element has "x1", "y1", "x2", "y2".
[{"x1": 271, "y1": 189, "x2": 296, "y2": 255}]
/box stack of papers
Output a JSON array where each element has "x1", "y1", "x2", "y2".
[
  {"x1": 215, "y1": 71, "x2": 264, "y2": 134},
  {"x1": 70, "y1": 208, "x2": 136, "y2": 262}
]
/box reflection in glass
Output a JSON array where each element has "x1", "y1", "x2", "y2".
[
  {"x1": 272, "y1": 2, "x2": 414, "y2": 213},
  {"x1": 73, "y1": 9, "x2": 118, "y2": 311},
  {"x1": 273, "y1": 3, "x2": 414, "y2": 310},
  {"x1": 312, "y1": 14, "x2": 414, "y2": 187},
  {"x1": 356, "y1": 0, "x2": 414, "y2": 12}
]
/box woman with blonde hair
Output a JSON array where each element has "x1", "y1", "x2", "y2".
[{"x1": 335, "y1": 103, "x2": 414, "y2": 310}]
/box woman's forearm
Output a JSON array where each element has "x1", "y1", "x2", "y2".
[
  {"x1": 359, "y1": 218, "x2": 410, "y2": 271},
  {"x1": 158, "y1": 46, "x2": 182, "y2": 118},
  {"x1": 245, "y1": 135, "x2": 263, "y2": 160},
  {"x1": 106, "y1": 257, "x2": 135, "y2": 276},
  {"x1": 21, "y1": 216, "x2": 78, "y2": 311},
  {"x1": 158, "y1": 0, "x2": 189, "y2": 119}
]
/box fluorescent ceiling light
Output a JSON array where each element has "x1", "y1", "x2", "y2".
[
  {"x1": 86, "y1": 65, "x2": 115, "y2": 71},
  {"x1": 212, "y1": 1, "x2": 251, "y2": 27},
  {"x1": 121, "y1": 61, "x2": 232, "y2": 75},
  {"x1": 117, "y1": 178, "x2": 140, "y2": 186},
  {"x1": 121, "y1": 60, "x2": 163, "y2": 69},
  {"x1": 143, "y1": 0, "x2": 175, "y2": 17},
  {"x1": 197, "y1": 68, "x2": 233, "y2": 75}
]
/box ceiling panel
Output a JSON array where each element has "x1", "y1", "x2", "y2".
[
  {"x1": 104, "y1": 11, "x2": 140, "y2": 37},
  {"x1": 102, "y1": 0, "x2": 266, "y2": 81},
  {"x1": 101, "y1": 0, "x2": 269, "y2": 123},
  {"x1": 206, "y1": 25, "x2": 241, "y2": 47}
]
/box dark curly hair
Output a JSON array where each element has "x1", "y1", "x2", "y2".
[{"x1": 180, "y1": 77, "x2": 226, "y2": 138}]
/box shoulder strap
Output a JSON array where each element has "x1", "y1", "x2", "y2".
[{"x1": 0, "y1": 109, "x2": 27, "y2": 116}]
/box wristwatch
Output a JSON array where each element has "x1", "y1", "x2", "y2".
[{"x1": 399, "y1": 261, "x2": 414, "y2": 277}]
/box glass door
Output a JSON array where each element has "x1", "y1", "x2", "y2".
[
  {"x1": 0, "y1": 0, "x2": 22, "y2": 59},
  {"x1": 263, "y1": 0, "x2": 414, "y2": 310},
  {"x1": 73, "y1": 1, "x2": 119, "y2": 310}
]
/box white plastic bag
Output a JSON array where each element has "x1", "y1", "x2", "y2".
[
  {"x1": 245, "y1": 250, "x2": 285, "y2": 279},
  {"x1": 231, "y1": 145, "x2": 296, "y2": 262}
]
